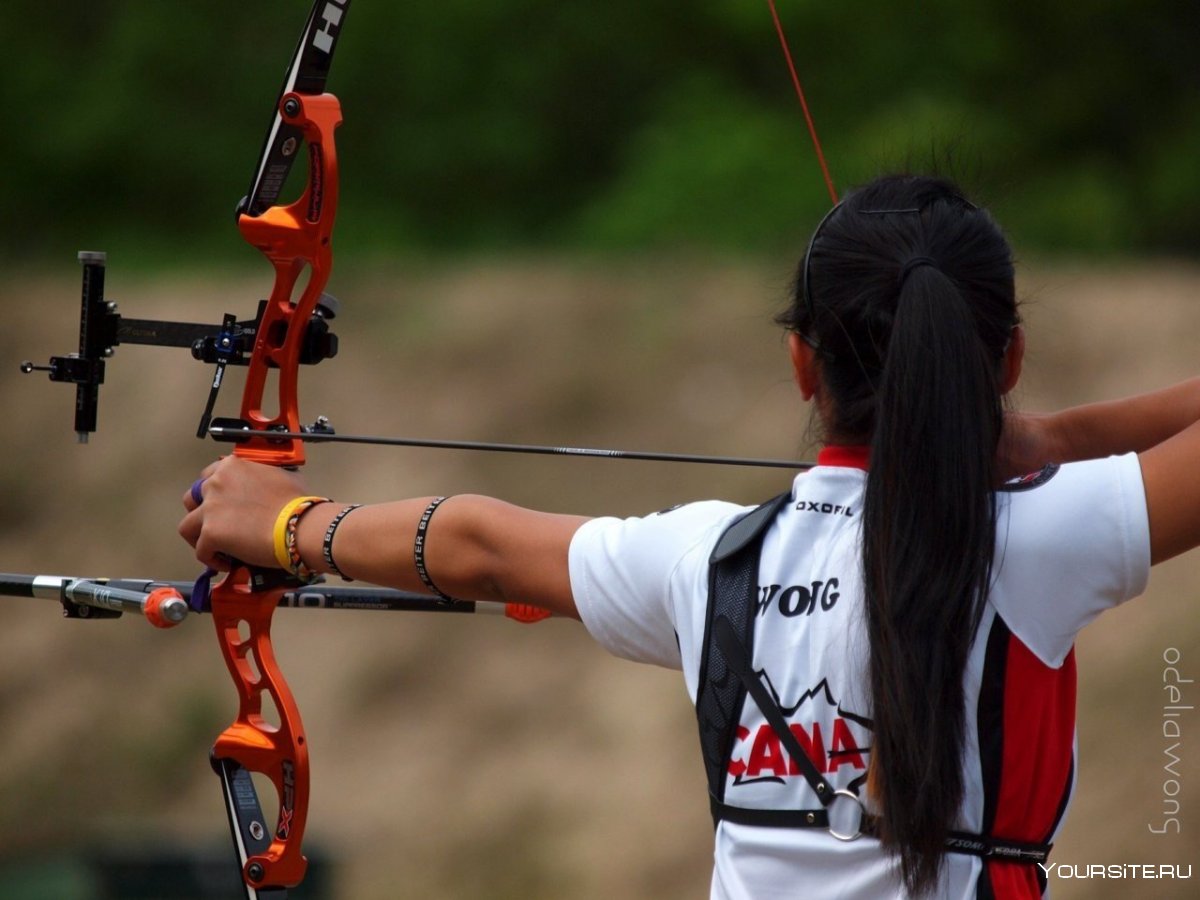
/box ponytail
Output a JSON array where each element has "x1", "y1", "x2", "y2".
[
  {"x1": 779, "y1": 175, "x2": 1016, "y2": 894},
  {"x1": 863, "y1": 263, "x2": 1002, "y2": 894}
]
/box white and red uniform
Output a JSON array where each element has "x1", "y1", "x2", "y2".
[{"x1": 569, "y1": 446, "x2": 1150, "y2": 899}]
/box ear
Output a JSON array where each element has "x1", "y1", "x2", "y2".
[
  {"x1": 788, "y1": 332, "x2": 820, "y2": 401},
  {"x1": 1000, "y1": 324, "x2": 1024, "y2": 395}
]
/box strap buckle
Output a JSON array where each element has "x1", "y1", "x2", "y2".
[{"x1": 827, "y1": 788, "x2": 866, "y2": 841}]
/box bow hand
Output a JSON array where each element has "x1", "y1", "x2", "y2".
[{"x1": 182, "y1": 458, "x2": 310, "y2": 571}]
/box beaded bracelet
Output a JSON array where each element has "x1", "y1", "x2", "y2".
[
  {"x1": 273, "y1": 495, "x2": 330, "y2": 581},
  {"x1": 414, "y1": 496, "x2": 454, "y2": 601}
]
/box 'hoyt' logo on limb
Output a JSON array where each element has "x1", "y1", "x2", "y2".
[{"x1": 312, "y1": 1, "x2": 348, "y2": 54}]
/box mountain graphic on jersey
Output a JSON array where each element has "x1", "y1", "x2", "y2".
[{"x1": 728, "y1": 675, "x2": 871, "y2": 787}]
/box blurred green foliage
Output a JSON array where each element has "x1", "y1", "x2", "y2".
[{"x1": 4, "y1": 0, "x2": 1199, "y2": 263}]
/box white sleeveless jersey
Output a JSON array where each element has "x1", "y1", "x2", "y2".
[{"x1": 569, "y1": 450, "x2": 1150, "y2": 899}]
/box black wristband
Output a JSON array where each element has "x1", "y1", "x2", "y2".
[
  {"x1": 414, "y1": 496, "x2": 454, "y2": 601},
  {"x1": 323, "y1": 503, "x2": 361, "y2": 580}
]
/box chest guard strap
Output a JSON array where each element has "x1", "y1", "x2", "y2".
[
  {"x1": 695, "y1": 493, "x2": 791, "y2": 821},
  {"x1": 694, "y1": 493, "x2": 1052, "y2": 865}
]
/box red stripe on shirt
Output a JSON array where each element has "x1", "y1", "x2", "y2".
[{"x1": 981, "y1": 634, "x2": 1076, "y2": 897}]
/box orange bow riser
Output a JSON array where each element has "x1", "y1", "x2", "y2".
[
  {"x1": 203, "y1": 5, "x2": 349, "y2": 894},
  {"x1": 233, "y1": 91, "x2": 341, "y2": 468}
]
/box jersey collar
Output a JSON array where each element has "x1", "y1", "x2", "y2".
[{"x1": 816, "y1": 444, "x2": 870, "y2": 470}]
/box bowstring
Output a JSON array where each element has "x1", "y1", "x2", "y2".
[{"x1": 765, "y1": 0, "x2": 839, "y2": 205}]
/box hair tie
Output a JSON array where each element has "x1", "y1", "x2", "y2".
[{"x1": 898, "y1": 255, "x2": 938, "y2": 288}]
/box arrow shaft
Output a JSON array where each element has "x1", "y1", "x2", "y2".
[{"x1": 208, "y1": 426, "x2": 812, "y2": 470}]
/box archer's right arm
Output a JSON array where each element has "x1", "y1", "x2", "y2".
[
  {"x1": 1000, "y1": 376, "x2": 1200, "y2": 564},
  {"x1": 1000, "y1": 377, "x2": 1200, "y2": 474}
]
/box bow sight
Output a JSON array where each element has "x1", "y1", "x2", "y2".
[
  {"x1": 20, "y1": 251, "x2": 340, "y2": 443},
  {"x1": 22, "y1": 0, "x2": 352, "y2": 449}
]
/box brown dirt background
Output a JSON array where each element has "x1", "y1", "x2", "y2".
[{"x1": 1, "y1": 257, "x2": 1197, "y2": 897}]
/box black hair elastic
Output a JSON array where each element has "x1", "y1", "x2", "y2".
[{"x1": 898, "y1": 255, "x2": 938, "y2": 288}]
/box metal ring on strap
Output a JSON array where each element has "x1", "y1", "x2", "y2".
[{"x1": 827, "y1": 789, "x2": 867, "y2": 842}]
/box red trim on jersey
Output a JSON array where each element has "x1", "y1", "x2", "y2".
[
  {"x1": 816, "y1": 444, "x2": 870, "y2": 470},
  {"x1": 982, "y1": 634, "x2": 1076, "y2": 897}
]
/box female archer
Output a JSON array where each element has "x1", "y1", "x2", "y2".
[{"x1": 181, "y1": 173, "x2": 1199, "y2": 898}]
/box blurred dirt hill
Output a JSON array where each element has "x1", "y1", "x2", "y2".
[{"x1": 0, "y1": 257, "x2": 1196, "y2": 898}]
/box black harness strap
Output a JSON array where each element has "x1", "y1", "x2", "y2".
[
  {"x1": 695, "y1": 495, "x2": 1053, "y2": 865},
  {"x1": 715, "y1": 615, "x2": 836, "y2": 802},
  {"x1": 695, "y1": 493, "x2": 791, "y2": 818}
]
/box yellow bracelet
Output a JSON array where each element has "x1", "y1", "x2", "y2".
[{"x1": 273, "y1": 496, "x2": 330, "y2": 573}]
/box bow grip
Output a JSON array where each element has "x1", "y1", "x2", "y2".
[{"x1": 209, "y1": 567, "x2": 310, "y2": 891}]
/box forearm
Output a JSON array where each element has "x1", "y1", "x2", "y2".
[
  {"x1": 294, "y1": 494, "x2": 586, "y2": 618},
  {"x1": 1052, "y1": 377, "x2": 1200, "y2": 462}
]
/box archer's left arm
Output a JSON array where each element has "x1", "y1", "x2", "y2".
[
  {"x1": 180, "y1": 457, "x2": 586, "y2": 619},
  {"x1": 299, "y1": 494, "x2": 586, "y2": 619}
]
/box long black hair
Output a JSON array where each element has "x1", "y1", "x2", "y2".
[{"x1": 777, "y1": 174, "x2": 1018, "y2": 894}]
